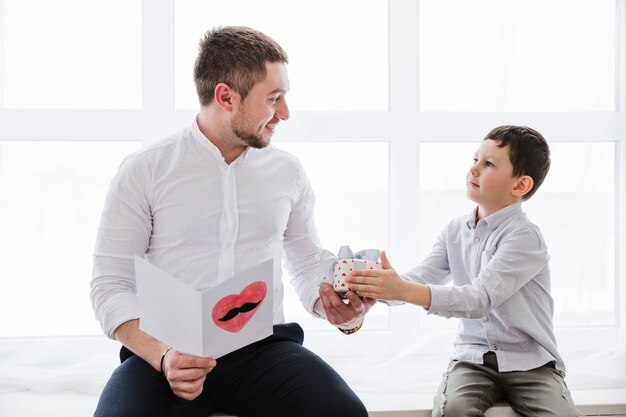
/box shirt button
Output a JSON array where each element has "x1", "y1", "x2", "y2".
[
  {"x1": 474, "y1": 237, "x2": 480, "y2": 243},
  {"x1": 482, "y1": 316, "x2": 488, "y2": 322},
  {"x1": 492, "y1": 344, "x2": 498, "y2": 350}
]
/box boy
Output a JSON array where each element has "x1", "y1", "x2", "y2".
[{"x1": 348, "y1": 126, "x2": 580, "y2": 417}]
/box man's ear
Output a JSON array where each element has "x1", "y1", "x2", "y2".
[
  {"x1": 512, "y1": 175, "x2": 534, "y2": 198},
  {"x1": 214, "y1": 83, "x2": 236, "y2": 111}
]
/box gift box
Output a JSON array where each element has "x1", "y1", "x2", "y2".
[{"x1": 319, "y1": 246, "x2": 382, "y2": 297}]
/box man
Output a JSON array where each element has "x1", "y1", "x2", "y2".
[{"x1": 91, "y1": 26, "x2": 372, "y2": 417}]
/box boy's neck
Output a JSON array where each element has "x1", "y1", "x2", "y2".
[{"x1": 476, "y1": 201, "x2": 522, "y2": 221}]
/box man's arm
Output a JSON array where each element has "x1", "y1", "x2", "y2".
[
  {"x1": 282, "y1": 163, "x2": 375, "y2": 329},
  {"x1": 92, "y1": 154, "x2": 215, "y2": 401},
  {"x1": 114, "y1": 319, "x2": 168, "y2": 372},
  {"x1": 90, "y1": 154, "x2": 151, "y2": 339},
  {"x1": 114, "y1": 319, "x2": 216, "y2": 401}
]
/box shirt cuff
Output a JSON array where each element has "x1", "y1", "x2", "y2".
[
  {"x1": 298, "y1": 280, "x2": 322, "y2": 318},
  {"x1": 426, "y1": 284, "x2": 450, "y2": 317},
  {"x1": 98, "y1": 293, "x2": 140, "y2": 339}
]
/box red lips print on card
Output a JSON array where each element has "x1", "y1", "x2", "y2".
[{"x1": 211, "y1": 281, "x2": 267, "y2": 333}]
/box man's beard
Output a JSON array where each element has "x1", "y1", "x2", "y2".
[{"x1": 232, "y1": 111, "x2": 268, "y2": 149}]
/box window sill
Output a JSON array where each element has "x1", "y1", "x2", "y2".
[{"x1": 1, "y1": 389, "x2": 624, "y2": 417}]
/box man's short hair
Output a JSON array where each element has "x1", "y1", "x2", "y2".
[
  {"x1": 484, "y1": 125, "x2": 551, "y2": 200},
  {"x1": 194, "y1": 26, "x2": 288, "y2": 106}
]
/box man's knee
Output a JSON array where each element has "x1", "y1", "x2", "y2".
[
  {"x1": 308, "y1": 393, "x2": 367, "y2": 417},
  {"x1": 332, "y1": 394, "x2": 368, "y2": 417},
  {"x1": 280, "y1": 378, "x2": 367, "y2": 417},
  {"x1": 94, "y1": 357, "x2": 182, "y2": 417}
]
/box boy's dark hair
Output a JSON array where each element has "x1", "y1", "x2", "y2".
[
  {"x1": 194, "y1": 26, "x2": 288, "y2": 106},
  {"x1": 484, "y1": 125, "x2": 550, "y2": 200}
]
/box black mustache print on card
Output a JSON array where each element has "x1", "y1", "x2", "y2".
[
  {"x1": 217, "y1": 301, "x2": 262, "y2": 322},
  {"x1": 212, "y1": 282, "x2": 268, "y2": 333}
]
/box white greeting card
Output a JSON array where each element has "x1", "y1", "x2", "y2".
[{"x1": 135, "y1": 256, "x2": 273, "y2": 358}]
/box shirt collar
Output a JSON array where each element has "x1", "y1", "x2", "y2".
[
  {"x1": 466, "y1": 202, "x2": 523, "y2": 230},
  {"x1": 190, "y1": 116, "x2": 252, "y2": 165}
]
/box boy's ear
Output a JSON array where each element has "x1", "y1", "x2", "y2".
[{"x1": 512, "y1": 175, "x2": 534, "y2": 198}]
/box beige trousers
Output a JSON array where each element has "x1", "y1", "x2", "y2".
[{"x1": 432, "y1": 352, "x2": 580, "y2": 417}]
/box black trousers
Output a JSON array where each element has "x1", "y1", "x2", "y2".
[{"x1": 93, "y1": 323, "x2": 367, "y2": 417}]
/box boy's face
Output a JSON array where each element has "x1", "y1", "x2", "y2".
[{"x1": 466, "y1": 139, "x2": 522, "y2": 218}]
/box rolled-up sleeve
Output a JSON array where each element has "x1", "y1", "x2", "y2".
[
  {"x1": 282, "y1": 165, "x2": 324, "y2": 316},
  {"x1": 90, "y1": 154, "x2": 152, "y2": 339}
]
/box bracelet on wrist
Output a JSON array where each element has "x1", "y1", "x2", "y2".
[
  {"x1": 160, "y1": 347, "x2": 173, "y2": 376},
  {"x1": 337, "y1": 321, "x2": 363, "y2": 335}
]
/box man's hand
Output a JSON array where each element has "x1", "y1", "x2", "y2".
[
  {"x1": 162, "y1": 349, "x2": 216, "y2": 400},
  {"x1": 114, "y1": 319, "x2": 218, "y2": 400},
  {"x1": 317, "y1": 282, "x2": 376, "y2": 328}
]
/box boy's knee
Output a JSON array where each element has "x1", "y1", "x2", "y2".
[{"x1": 432, "y1": 393, "x2": 483, "y2": 417}]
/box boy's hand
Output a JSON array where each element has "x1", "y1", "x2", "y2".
[{"x1": 347, "y1": 251, "x2": 406, "y2": 301}]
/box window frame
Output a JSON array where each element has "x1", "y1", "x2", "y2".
[{"x1": 0, "y1": 0, "x2": 624, "y2": 363}]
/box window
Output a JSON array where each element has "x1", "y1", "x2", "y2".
[
  {"x1": 173, "y1": 0, "x2": 389, "y2": 111},
  {"x1": 0, "y1": 0, "x2": 142, "y2": 109},
  {"x1": 0, "y1": 141, "x2": 141, "y2": 336},
  {"x1": 0, "y1": 0, "x2": 624, "y2": 396},
  {"x1": 419, "y1": 0, "x2": 616, "y2": 111}
]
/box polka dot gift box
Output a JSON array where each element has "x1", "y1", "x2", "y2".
[{"x1": 319, "y1": 246, "x2": 381, "y2": 298}]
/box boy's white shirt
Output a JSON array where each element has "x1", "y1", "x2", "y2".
[{"x1": 402, "y1": 203, "x2": 565, "y2": 374}]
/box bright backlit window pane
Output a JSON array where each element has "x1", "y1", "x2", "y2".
[
  {"x1": 0, "y1": 141, "x2": 142, "y2": 337},
  {"x1": 419, "y1": 0, "x2": 616, "y2": 111},
  {"x1": 174, "y1": 0, "x2": 389, "y2": 111},
  {"x1": 0, "y1": 0, "x2": 142, "y2": 109},
  {"x1": 274, "y1": 142, "x2": 390, "y2": 330},
  {"x1": 419, "y1": 141, "x2": 616, "y2": 327}
]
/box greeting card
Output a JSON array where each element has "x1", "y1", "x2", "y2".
[{"x1": 135, "y1": 256, "x2": 273, "y2": 358}]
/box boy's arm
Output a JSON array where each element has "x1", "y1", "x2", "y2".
[
  {"x1": 428, "y1": 225, "x2": 548, "y2": 319},
  {"x1": 348, "y1": 251, "x2": 433, "y2": 307},
  {"x1": 350, "y1": 222, "x2": 548, "y2": 318},
  {"x1": 349, "y1": 225, "x2": 452, "y2": 305}
]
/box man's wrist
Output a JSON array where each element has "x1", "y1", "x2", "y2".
[
  {"x1": 312, "y1": 298, "x2": 327, "y2": 319},
  {"x1": 160, "y1": 346, "x2": 172, "y2": 376},
  {"x1": 337, "y1": 320, "x2": 363, "y2": 335}
]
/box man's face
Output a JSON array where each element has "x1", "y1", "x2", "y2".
[
  {"x1": 466, "y1": 139, "x2": 520, "y2": 217},
  {"x1": 231, "y1": 61, "x2": 290, "y2": 148}
]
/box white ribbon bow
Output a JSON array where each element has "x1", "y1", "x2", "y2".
[{"x1": 318, "y1": 245, "x2": 381, "y2": 283}]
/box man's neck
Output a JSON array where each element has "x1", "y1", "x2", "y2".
[
  {"x1": 217, "y1": 143, "x2": 247, "y2": 165},
  {"x1": 196, "y1": 111, "x2": 247, "y2": 165}
]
